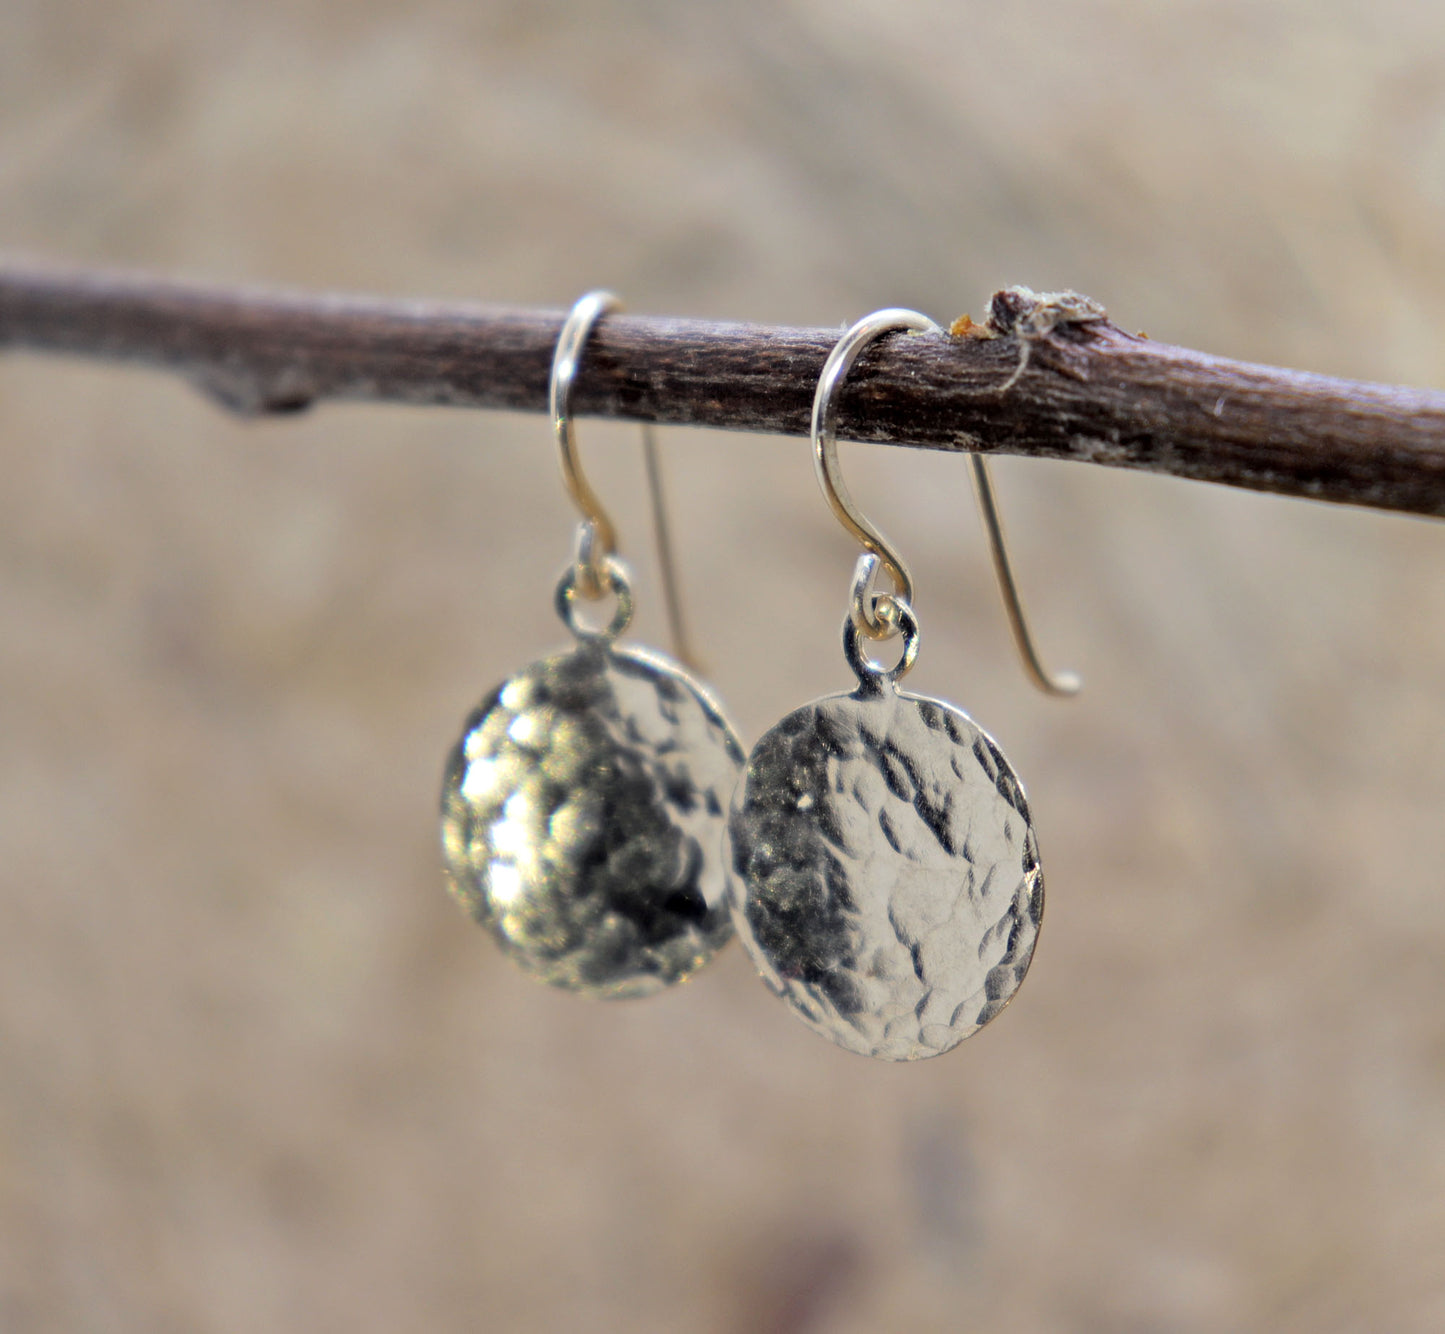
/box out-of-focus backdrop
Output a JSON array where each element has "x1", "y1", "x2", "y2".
[{"x1": 3, "y1": 3, "x2": 1445, "y2": 1330}]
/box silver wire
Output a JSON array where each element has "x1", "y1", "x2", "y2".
[
  {"x1": 812, "y1": 308, "x2": 936, "y2": 638},
  {"x1": 969, "y1": 454, "x2": 1081, "y2": 696},
  {"x1": 550, "y1": 291, "x2": 701, "y2": 663},
  {"x1": 812, "y1": 308, "x2": 1080, "y2": 695},
  {"x1": 551, "y1": 290, "x2": 622, "y2": 599},
  {"x1": 640, "y1": 423, "x2": 703, "y2": 671}
]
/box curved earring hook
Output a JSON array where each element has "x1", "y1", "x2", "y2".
[
  {"x1": 812, "y1": 308, "x2": 1081, "y2": 695},
  {"x1": 969, "y1": 453, "x2": 1080, "y2": 696},
  {"x1": 549, "y1": 291, "x2": 702, "y2": 667},
  {"x1": 812, "y1": 308, "x2": 937, "y2": 638},
  {"x1": 551, "y1": 290, "x2": 623, "y2": 600}
]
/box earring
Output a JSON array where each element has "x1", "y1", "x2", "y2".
[
  {"x1": 726, "y1": 308, "x2": 1077, "y2": 1060},
  {"x1": 441, "y1": 291, "x2": 744, "y2": 998}
]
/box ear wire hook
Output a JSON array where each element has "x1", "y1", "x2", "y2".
[
  {"x1": 969, "y1": 453, "x2": 1081, "y2": 696},
  {"x1": 812, "y1": 307, "x2": 1080, "y2": 694},
  {"x1": 812, "y1": 308, "x2": 934, "y2": 640},
  {"x1": 551, "y1": 291, "x2": 622, "y2": 601},
  {"x1": 551, "y1": 291, "x2": 701, "y2": 667},
  {"x1": 639, "y1": 422, "x2": 705, "y2": 671}
]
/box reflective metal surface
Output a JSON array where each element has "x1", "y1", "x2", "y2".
[
  {"x1": 812, "y1": 307, "x2": 1080, "y2": 689},
  {"x1": 726, "y1": 646, "x2": 1043, "y2": 1060},
  {"x1": 811, "y1": 308, "x2": 939, "y2": 636},
  {"x1": 441, "y1": 637, "x2": 744, "y2": 997},
  {"x1": 551, "y1": 290, "x2": 623, "y2": 598}
]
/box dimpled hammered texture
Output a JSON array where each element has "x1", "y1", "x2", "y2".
[
  {"x1": 441, "y1": 640, "x2": 743, "y2": 997},
  {"x1": 726, "y1": 676, "x2": 1043, "y2": 1060}
]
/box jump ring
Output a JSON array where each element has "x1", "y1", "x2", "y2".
[
  {"x1": 849, "y1": 552, "x2": 904, "y2": 641},
  {"x1": 555, "y1": 554, "x2": 634, "y2": 642},
  {"x1": 842, "y1": 597, "x2": 920, "y2": 687}
]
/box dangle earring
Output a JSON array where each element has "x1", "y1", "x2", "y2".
[
  {"x1": 441, "y1": 291, "x2": 745, "y2": 997},
  {"x1": 726, "y1": 308, "x2": 1078, "y2": 1060}
]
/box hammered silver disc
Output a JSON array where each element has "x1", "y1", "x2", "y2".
[
  {"x1": 726, "y1": 678, "x2": 1043, "y2": 1060},
  {"x1": 441, "y1": 640, "x2": 744, "y2": 998}
]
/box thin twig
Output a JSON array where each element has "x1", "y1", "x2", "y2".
[{"x1": 3, "y1": 259, "x2": 1444, "y2": 517}]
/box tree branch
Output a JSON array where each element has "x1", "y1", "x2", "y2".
[{"x1": 3, "y1": 259, "x2": 1444, "y2": 518}]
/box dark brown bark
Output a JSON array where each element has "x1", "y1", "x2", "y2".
[{"x1": 3, "y1": 259, "x2": 1444, "y2": 517}]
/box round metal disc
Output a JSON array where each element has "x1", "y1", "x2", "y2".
[
  {"x1": 726, "y1": 681, "x2": 1043, "y2": 1059},
  {"x1": 441, "y1": 640, "x2": 744, "y2": 997}
]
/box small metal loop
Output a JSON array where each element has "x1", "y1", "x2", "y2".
[
  {"x1": 848, "y1": 553, "x2": 904, "y2": 642},
  {"x1": 843, "y1": 594, "x2": 920, "y2": 688},
  {"x1": 552, "y1": 291, "x2": 623, "y2": 588},
  {"x1": 555, "y1": 554, "x2": 634, "y2": 642},
  {"x1": 813, "y1": 308, "x2": 942, "y2": 635}
]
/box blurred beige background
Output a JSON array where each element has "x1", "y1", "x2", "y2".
[{"x1": 3, "y1": 2, "x2": 1445, "y2": 1330}]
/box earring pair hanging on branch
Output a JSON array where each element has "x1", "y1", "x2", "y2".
[
  {"x1": 440, "y1": 291, "x2": 744, "y2": 998},
  {"x1": 439, "y1": 295, "x2": 1076, "y2": 1060},
  {"x1": 726, "y1": 308, "x2": 1079, "y2": 1062}
]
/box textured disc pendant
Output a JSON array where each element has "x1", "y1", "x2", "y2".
[
  {"x1": 726, "y1": 618, "x2": 1043, "y2": 1060},
  {"x1": 441, "y1": 605, "x2": 744, "y2": 998}
]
